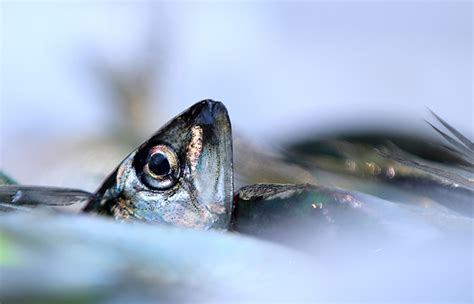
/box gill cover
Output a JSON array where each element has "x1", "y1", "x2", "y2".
[{"x1": 83, "y1": 100, "x2": 233, "y2": 229}]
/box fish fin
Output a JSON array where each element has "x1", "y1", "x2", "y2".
[
  {"x1": 429, "y1": 109, "x2": 474, "y2": 151},
  {"x1": 0, "y1": 186, "x2": 95, "y2": 209},
  {"x1": 425, "y1": 120, "x2": 474, "y2": 164}
]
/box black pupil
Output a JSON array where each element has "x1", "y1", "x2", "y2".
[{"x1": 148, "y1": 153, "x2": 171, "y2": 176}]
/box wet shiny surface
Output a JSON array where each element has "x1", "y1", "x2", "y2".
[{"x1": 83, "y1": 100, "x2": 233, "y2": 230}]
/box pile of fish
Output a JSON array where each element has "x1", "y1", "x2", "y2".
[{"x1": 1, "y1": 100, "x2": 472, "y2": 302}]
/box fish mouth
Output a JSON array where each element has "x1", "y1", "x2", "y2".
[{"x1": 184, "y1": 100, "x2": 234, "y2": 229}]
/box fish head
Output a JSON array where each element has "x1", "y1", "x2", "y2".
[{"x1": 84, "y1": 100, "x2": 233, "y2": 230}]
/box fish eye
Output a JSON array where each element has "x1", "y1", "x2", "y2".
[{"x1": 141, "y1": 145, "x2": 180, "y2": 190}]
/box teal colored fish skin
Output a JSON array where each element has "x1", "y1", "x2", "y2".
[
  {"x1": 231, "y1": 183, "x2": 381, "y2": 251},
  {"x1": 231, "y1": 183, "x2": 472, "y2": 254}
]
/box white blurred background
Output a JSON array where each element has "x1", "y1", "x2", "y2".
[
  {"x1": 1, "y1": 1, "x2": 472, "y2": 189},
  {"x1": 0, "y1": 3, "x2": 472, "y2": 302}
]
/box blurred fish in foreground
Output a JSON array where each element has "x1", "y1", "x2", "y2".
[{"x1": 0, "y1": 212, "x2": 316, "y2": 303}]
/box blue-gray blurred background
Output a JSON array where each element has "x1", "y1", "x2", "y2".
[{"x1": 1, "y1": 1, "x2": 472, "y2": 189}]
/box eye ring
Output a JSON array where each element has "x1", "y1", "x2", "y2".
[{"x1": 141, "y1": 145, "x2": 180, "y2": 190}]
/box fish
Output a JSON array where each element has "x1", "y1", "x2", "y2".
[
  {"x1": 82, "y1": 100, "x2": 233, "y2": 229},
  {"x1": 1, "y1": 100, "x2": 473, "y2": 303},
  {"x1": 0, "y1": 100, "x2": 233, "y2": 230},
  {"x1": 1, "y1": 99, "x2": 472, "y2": 229}
]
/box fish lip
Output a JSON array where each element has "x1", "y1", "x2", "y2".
[
  {"x1": 190, "y1": 99, "x2": 229, "y2": 126},
  {"x1": 188, "y1": 100, "x2": 234, "y2": 229}
]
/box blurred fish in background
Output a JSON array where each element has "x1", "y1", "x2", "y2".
[{"x1": 0, "y1": 1, "x2": 472, "y2": 303}]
